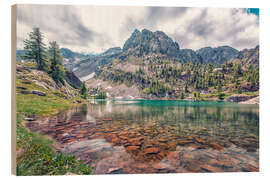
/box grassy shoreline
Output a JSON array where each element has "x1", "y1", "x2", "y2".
[{"x1": 15, "y1": 68, "x2": 92, "y2": 175}]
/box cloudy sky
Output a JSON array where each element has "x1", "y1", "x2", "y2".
[{"x1": 16, "y1": 5, "x2": 259, "y2": 53}]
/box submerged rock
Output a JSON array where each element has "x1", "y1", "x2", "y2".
[
  {"x1": 177, "y1": 140, "x2": 193, "y2": 145},
  {"x1": 144, "y1": 147, "x2": 159, "y2": 154},
  {"x1": 158, "y1": 138, "x2": 168, "y2": 143},
  {"x1": 107, "y1": 167, "x2": 123, "y2": 174},
  {"x1": 208, "y1": 142, "x2": 224, "y2": 150},
  {"x1": 126, "y1": 145, "x2": 140, "y2": 152},
  {"x1": 152, "y1": 162, "x2": 172, "y2": 170},
  {"x1": 200, "y1": 164, "x2": 223, "y2": 172},
  {"x1": 168, "y1": 142, "x2": 177, "y2": 149},
  {"x1": 193, "y1": 137, "x2": 207, "y2": 144}
]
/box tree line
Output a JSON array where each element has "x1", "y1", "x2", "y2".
[
  {"x1": 22, "y1": 28, "x2": 90, "y2": 99},
  {"x1": 101, "y1": 58, "x2": 259, "y2": 98},
  {"x1": 23, "y1": 28, "x2": 65, "y2": 84}
]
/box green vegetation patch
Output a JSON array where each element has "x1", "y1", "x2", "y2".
[
  {"x1": 16, "y1": 116, "x2": 92, "y2": 175},
  {"x1": 15, "y1": 63, "x2": 91, "y2": 175},
  {"x1": 16, "y1": 78, "x2": 72, "y2": 116}
]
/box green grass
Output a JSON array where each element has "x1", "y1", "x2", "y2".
[
  {"x1": 16, "y1": 116, "x2": 92, "y2": 175},
  {"x1": 16, "y1": 77, "x2": 74, "y2": 116},
  {"x1": 243, "y1": 91, "x2": 258, "y2": 96},
  {"x1": 16, "y1": 63, "x2": 91, "y2": 175},
  {"x1": 198, "y1": 92, "x2": 233, "y2": 101}
]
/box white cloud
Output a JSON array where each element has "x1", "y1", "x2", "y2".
[{"x1": 16, "y1": 5, "x2": 259, "y2": 53}]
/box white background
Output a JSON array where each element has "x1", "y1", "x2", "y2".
[{"x1": 1, "y1": 0, "x2": 269, "y2": 179}]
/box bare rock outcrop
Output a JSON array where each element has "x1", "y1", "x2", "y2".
[
  {"x1": 225, "y1": 94, "x2": 256, "y2": 103},
  {"x1": 239, "y1": 96, "x2": 259, "y2": 105}
]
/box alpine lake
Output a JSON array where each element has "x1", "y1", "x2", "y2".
[{"x1": 26, "y1": 99, "x2": 259, "y2": 174}]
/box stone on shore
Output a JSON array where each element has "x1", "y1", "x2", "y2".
[
  {"x1": 20, "y1": 90, "x2": 31, "y2": 94},
  {"x1": 31, "y1": 90, "x2": 46, "y2": 96},
  {"x1": 16, "y1": 86, "x2": 27, "y2": 90}
]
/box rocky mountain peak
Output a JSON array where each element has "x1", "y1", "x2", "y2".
[{"x1": 122, "y1": 28, "x2": 180, "y2": 58}]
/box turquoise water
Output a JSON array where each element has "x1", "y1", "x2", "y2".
[
  {"x1": 93, "y1": 99, "x2": 259, "y2": 138},
  {"x1": 27, "y1": 100, "x2": 259, "y2": 173}
]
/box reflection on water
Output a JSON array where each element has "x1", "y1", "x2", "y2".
[{"x1": 26, "y1": 100, "x2": 259, "y2": 174}]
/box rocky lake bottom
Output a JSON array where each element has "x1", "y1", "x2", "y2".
[{"x1": 25, "y1": 100, "x2": 259, "y2": 174}]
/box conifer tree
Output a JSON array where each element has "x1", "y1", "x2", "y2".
[
  {"x1": 48, "y1": 41, "x2": 65, "y2": 84},
  {"x1": 217, "y1": 80, "x2": 222, "y2": 93},
  {"x1": 180, "y1": 92, "x2": 185, "y2": 99},
  {"x1": 184, "y1": 83, "x2": 188, "y2": 93},
  {"x1": 23, "y1": 28, "x2": 47, "y2": 70},
  {"x1": 80, "y1": 82, "x2": 87, "y2": 99}
]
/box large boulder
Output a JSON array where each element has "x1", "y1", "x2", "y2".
[{"x1": 31, "y1": 90, "x2": 46, "y2": 96}]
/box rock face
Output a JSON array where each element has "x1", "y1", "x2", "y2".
[
  {"x1": 239, "y1": 96, "x2": 259, "y2": 105},
  {"x1": 71, "y1": 47, "x2": 122, "y2": 79},
  {"x1": 236, "y1": 45, "x2": 259, "y2": 69},
  {"x1": 101, "y1": 47, "x2": 122, "y2": 57},
  {"x1": 123, "y1": 29, "x2": 180, "y2": 58},
  {"x1": 225, "y1": 94, "x2": 256, "y2": 103},
  {"x1": 59, "y1": 29, "x2": 258, "y2": 84},
  {"x1": 65, "y1": 71, "x2": 82, "y2": 89},
  {"x1": 179, "y1": 49, "x2": 203, "y2": 63},
  {"x1": 60, "y1": 48, "x2": 90, "y2": 63},
  {"x1": 60, "y1": 48, "x2": 95, "y2": 72},
  {"x1": 196, "y1": 46, "x2": 239, "y2": 64}
]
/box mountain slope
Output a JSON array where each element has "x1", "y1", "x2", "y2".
[
  {"x1": 179, "y1": 49, "x2": 203, "y2": 63},
  {"x1": 196, "y1": 46, "x2": 239, "y2": 64},
  {"x1": 16, "y1": 29, "x2": 258, "y2": 86},
  {"x1": 86, "y1": 44, "x2": 259, "y2": 100},
  {"x1": 237, "y1": 45, "x2": 259, "y2": 69},
  {"x1": 60, "y1": 48, "x2": 90, "y2": 62},
  {"x1": 71, "y1": 47, "x2": 123, "y2": 80},
  {"x1": 72, "y1": 29, "x2": 242, "y2": 79}
]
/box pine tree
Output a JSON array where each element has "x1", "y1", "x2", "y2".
[
  {"x1": 96, "y1": 92, "x2": 107, "y2": 99},
  {"x1": 23, "y1": 28, "x2": 47, "y2": 70},
  {"x1": 235, "y1": 80, "x2": 242, "y2": 94},
  {"x1": 48, "y1": 41, "x2": 65, "y2": 84},
  {"x1": 217, "y1": 81, "x2": 222, "y2": 93},
  {"x1": 194, "y1": 80, "x2": 199, "y2": 90},
  {"x1": 180, "y1": 92, "x2": 185, "y2": 99},
  {"x1": 80, "y1": 82, "x2": 87, "y2": 99},
  {"x1": 184, "y1": 83, "x2": 188, "y2": 93}
]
